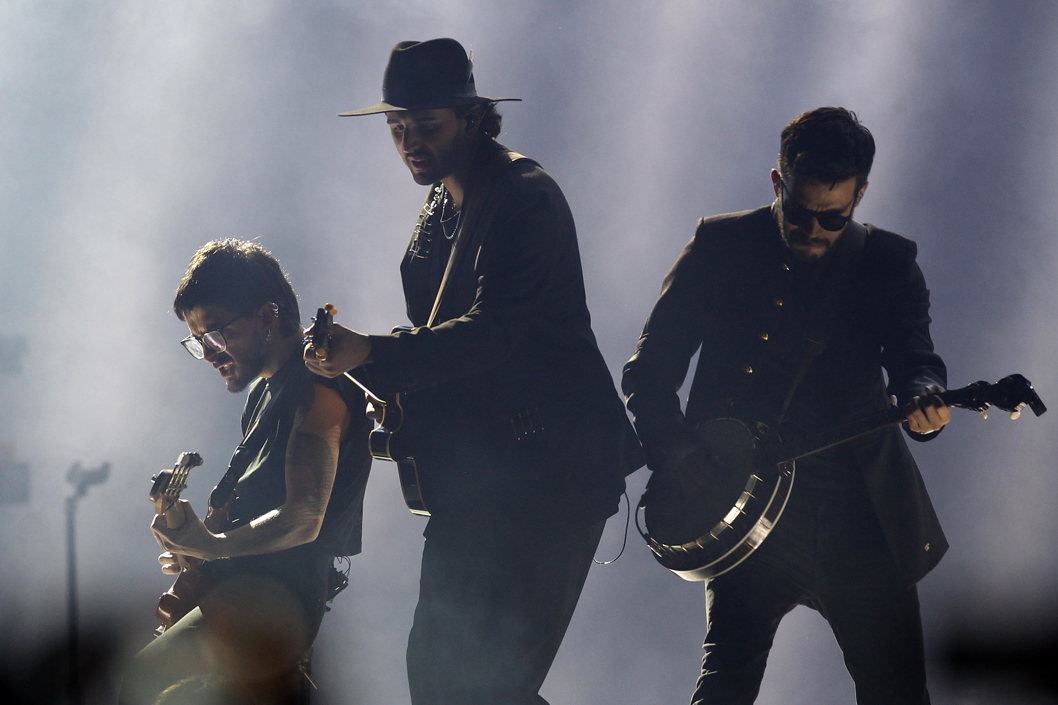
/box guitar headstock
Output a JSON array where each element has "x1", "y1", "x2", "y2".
[
  {"x1": 305, "y1": 303, "x2": 337, "y2": 362},
  {"x1": 149, "y1": 451, "x2": 204, "y2": 516},
  {"x1": 945, "y1": 374, "x2": 1047, "y2": 419}
]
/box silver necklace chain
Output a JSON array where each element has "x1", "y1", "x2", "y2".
[{"x1": 439, "y1": 192, "x2": 461, "y2": 241}]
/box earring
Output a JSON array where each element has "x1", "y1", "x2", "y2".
[{"x1": 266, "y1": 329, "x2": 272, "y2": 342}]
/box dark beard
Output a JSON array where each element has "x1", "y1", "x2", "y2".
[
  {"x1": 783, "y1": 227, "x2": 833, "y2": 260},
  {"x1": 218, "y1": 346, "x2": 267, "y2": 394}
]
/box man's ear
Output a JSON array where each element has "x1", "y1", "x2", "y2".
[
  {"x1": 256, "y1": 301, "x2": 280, "y2": 327},
  {"x1": 465, "y1": 104, "x2": 485, "y2": 133},
  {"x1": 856, "y1": 179, "x2": 869, "y2": 205},
  {"x1": 770, "y1": 169, "x2": 782, "y2": 198}
]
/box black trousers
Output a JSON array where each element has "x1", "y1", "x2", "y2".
[
  {"x1": 406, "y1": 515, "x2": 606, "y2": 705},
  {"x1": 691, "y1": 463, "x2": 931, "y2": 705}
]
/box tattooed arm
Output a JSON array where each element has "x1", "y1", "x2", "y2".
[{"x1": 152, "y1": 381, "x2": 350, "y2": 561}]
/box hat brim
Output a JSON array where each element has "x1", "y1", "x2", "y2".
[{"x1": 339, "y1": 95, "x2": 520, "y2": 117}]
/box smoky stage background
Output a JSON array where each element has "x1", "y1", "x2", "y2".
[{"x1": 1, "y1": 1, "x2": 1056, "y2": 703}]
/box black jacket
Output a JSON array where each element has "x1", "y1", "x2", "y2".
[
  {"x1": 367, "y1": 140, "x2": 642, "y2": 532},
  {"x1": 623, "y1": 205, "x2": 948, "y2": 582}
]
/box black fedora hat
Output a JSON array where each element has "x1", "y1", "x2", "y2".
[{"x1": 340, "y1": 38, "x2": 520, "y2": 116}]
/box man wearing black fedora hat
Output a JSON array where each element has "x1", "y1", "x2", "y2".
[{"x1": 305, "y1": 38, "x2": 642, "y2": 704}]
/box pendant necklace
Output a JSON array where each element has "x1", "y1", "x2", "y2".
[{"x1": 439, "y1": 191, "x2": 461, "y2": 241}]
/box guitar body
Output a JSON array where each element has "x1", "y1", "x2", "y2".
[
  {"x1": 155, "y1": 555, "x2": 206, "y2": 630},
  {"x1": 640, "y1": 418, "x2": 794, "y2": 581},
  {"x1": 365, "y1": 389, "x2": 429, "y2": 516}
]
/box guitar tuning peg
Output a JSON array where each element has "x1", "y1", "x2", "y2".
[
  {"x1": 1010, "y1": 409, "x2": 1021, "y2": 420},
  {"x1": 978, "y1": 410, "x2": 988, "y2": 420}
]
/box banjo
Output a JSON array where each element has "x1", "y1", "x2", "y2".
[{"x1": 638, "y1": 374, "x2": 1046, "y2": 581}]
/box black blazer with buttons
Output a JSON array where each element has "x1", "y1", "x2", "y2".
[{"x1": 622, "y1": 205, "x2": 948, "y2": 583}]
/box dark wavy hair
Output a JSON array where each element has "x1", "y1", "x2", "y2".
[
  {"x1": 173, "y1": 239, "x2": 301, "y2": 337},
  {"x1": 779, "y1": 107, "x2": 875, "y2": 189}
]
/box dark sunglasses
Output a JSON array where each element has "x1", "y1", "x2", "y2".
[
  {"x1": 779, "y1": 178, "x2": 858, "y2": 232},
  {"x1": 180, "y1": 313, "x2": 247, "y2": 359}
]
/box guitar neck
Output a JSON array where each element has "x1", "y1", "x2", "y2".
[
  {"x1": 779, "y1": 405, "x2": 908, "y2": 463},
  {"x1": 307, "y1": 304, "x2": 389, "y2": 408},
  {"x1": 342, "y1": 370, "x2": 387, "y2": 407},
  {"x1": 776, "y1": 386, "x2": 976, "y2": 464}
]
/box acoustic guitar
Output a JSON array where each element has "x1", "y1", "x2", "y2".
[
  {"x1": 639, "y1": 374, "x2": 1047, "y2": 581},
  {"x1": 306, "y1": 304, "x2": 429, "y2": 516}
]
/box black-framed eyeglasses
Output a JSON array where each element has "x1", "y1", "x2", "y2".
[
  {"x1": 180, "y1": 313, "x2": 247, "y2": 359},
  {"x1": 778, "y1": 177, "x2": 858, "y2": 232}
]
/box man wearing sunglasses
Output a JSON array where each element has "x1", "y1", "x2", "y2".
[
  {"x1": 623, "y1": 107, "x2": 949, "y2": 704},
  {"x1": 120, "y1": 239, "x2": 371, "y2": 705}
]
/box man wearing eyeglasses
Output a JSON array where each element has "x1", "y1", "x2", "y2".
[
  {"x1": 623, "y1": 107, "x2": 950, "y2": 704},
  {"x1": 120, "y1": 239, "x2": 371, "y2": 705}
]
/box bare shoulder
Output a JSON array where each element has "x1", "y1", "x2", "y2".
[{"x1": 294, "y1": 379, "x2": 350, "y2": 435}]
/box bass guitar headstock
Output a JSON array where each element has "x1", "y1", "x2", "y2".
[
  {"x1": 305, "y1": 303, "x2": 337, "y2": 362},
  {"x1": 943, "y1": 374, "x2": 1047, "y2": 420},
  {"x1": 149, "y1": 451, "x2": 203, "y2": 516}
]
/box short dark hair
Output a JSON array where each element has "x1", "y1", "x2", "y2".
[
  {"x1": 456, "y1": 102, "x2": 503, "y2": 140},
  {"x1": 173, "y1": 239, "x2": 300, "y2": 337},
  {"x1": 779, "y1": 107, "x2": 875, "y2": 189}
]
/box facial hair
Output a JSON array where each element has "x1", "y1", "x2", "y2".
[
  {"x1": 777, "y1": 203, "x2": 842, "y2": 262},
  {"x1": 215, "y1": 341, "x2": 268, "y2": 393}
]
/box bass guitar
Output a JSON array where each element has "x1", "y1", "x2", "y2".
[
  {"x1": 639, "y1": 374, "x2": 1047, "y2": 581},
  {"x1": 306, "y1": 304, "x2": 429, "y2": 516},
  {"x1": 149, "y1": 451, "x2": 204, "y2": 635},
  {"x1": 149, "y1": 451, "x2": 238, "y2": 634}
]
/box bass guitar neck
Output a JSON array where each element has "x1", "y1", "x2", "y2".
[{"x1": 148, "y1": 451, "x2": 203, "y2": 635}]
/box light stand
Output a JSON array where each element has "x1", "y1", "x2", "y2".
[{"x1": 65, "y1": 461, "x2": 110, "y2": 705}]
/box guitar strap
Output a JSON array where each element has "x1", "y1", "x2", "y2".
[
  {"x1": 426, "y1": 205, "x2": 463, "y2": 327},
  {"x1": 775, "y1": 338, "x2": 825, "y2": 426},
  {"x1": 774, "y1": 221, "x2": 868, "y2": 426},
  {"x1": 426, "y1": 150, "x2": 530, "y2": 327}
]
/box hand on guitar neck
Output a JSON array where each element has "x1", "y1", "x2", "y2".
[
  {"x1": 151, "y1": 499, "x2": 219, "y2": 563},
  {"x1": 154, "y1": 498, "x2": 194, "y2": 576},
  {"x1": 905, "y1": 384, "x2": 951, "y2": 435},
  {"x1": 303, "y1": 303, "x2": 373, "y2": 377}
]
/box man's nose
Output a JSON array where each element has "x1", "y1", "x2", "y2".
[
  {"x1": 806, "y1": 215, "x2": 826, "y2": 238},
  {"x1": 400, "y1": 127, "x2": 420, "y2": 152}
]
